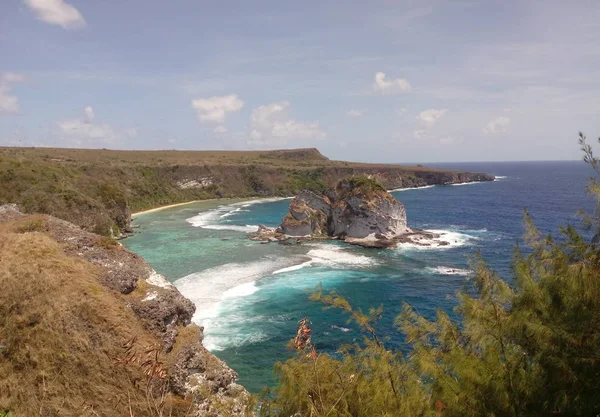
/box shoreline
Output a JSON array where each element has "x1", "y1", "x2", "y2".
[
  {"x1": 131, "y1": 196, "x2": 293, "y2": 218},
  {"x1": 131, "y1": 199, "x2": 216, "y2": 217}
]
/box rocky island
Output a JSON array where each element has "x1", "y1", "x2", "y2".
[{"x1": 252, "y1": 177, "x2": 450, "y2": 249}]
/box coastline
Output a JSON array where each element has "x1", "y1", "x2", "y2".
[
  {"x1": 132, "y1": 196, "x2": 294, "y2": 218},
  {"x1": 132, "y1": 199, "x2": 214, "y2": 217}
]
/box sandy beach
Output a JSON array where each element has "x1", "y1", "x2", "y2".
[{"x1": 131, "y1": 200, "x2": 213, "y2": 217}]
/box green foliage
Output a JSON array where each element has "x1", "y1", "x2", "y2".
[
  {"x1": 260, "y1": 288, "x2": 431, "y2": 417},
  {"x1": 284, "y1": 168, "x2": 327, "y2": 194},
  {"x1": 240, "y1": 165, "x2": 267, "y2": 194},
  {"x1": 347, "y1": 176, "x2": 385, "y2": 193},
  {"x1": 261, "y1": 134, "x2": 600, "y2": 417}
]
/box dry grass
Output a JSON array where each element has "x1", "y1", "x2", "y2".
[
  {"x1": 0, "y1": 222, "x2": 193, "y2": 416},
  {"x1": 0, "y1": 146, "x2": 455, "y2": 171}
]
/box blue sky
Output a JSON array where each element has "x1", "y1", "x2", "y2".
[{"x1": 1, "y1": 0, "x2": 599, "y2": 162}]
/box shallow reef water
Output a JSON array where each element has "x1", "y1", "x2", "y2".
[{"x1": 124, "y1": 161, "x2": 594, "y2": 392}]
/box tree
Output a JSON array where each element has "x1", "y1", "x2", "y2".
[{"x1": 259, "y1": 134, "x2": 600, "y2": 417}]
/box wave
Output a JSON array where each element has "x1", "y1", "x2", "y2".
[
  {"x1": 331, "y1": 324, "x2": 351, "y2": 332},
  {"x1": 271, "y1": 244, "x2": 377, "y2": 276},
  {"x1": 494, "y1": 176, "x2": 507, "y2": 181},
  {"x1": 424, "y1": 266, "x2": 472, "y2": 276},
  {"x1": 272, "y1": 260, "x2": 314, "y2": 274},
  {"x1": 448, "y1": 181, "x2": 481, "y2": 187},
  {"x1": 306, "y1": 243, "x2": 378, "y2": 268},
  {"x1": 174, "y1": 255, "x2": 309, "y2": 350},
  {"x1": 186, "y1": 197, "x2": 287, "y2": 232},
  {"x1": 396, "y1": 229, "x2": 477, "y2": 250},
  {"x1": 390, "y1": 185, "x2": 436, "y2": 192},
  {"x1": 201, "y1": 224, "x2": 259, "y2": 233}
]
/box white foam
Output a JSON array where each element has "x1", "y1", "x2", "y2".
[
  {"x1": 494, "y1": 176, "x2": 507, "y2": 180},
  {"x1": 186, "y1": 197, "x2": 288, "y2": 232},
  {"x1": 222, "y1": 281, "x2": 259, "y2": 298},
  {"x1": 174, "y1": 256, "x2": 307, "y2": 350},
  {"x1": 306, "y1": 244, "x2": 377, "y2": 267},
  {"x1": 390, "y1": 185, "x2": 435, "y2": 192},
  {"x1": 271, "y1": 245, "x2": 376, "y2": 275},
  {"x1": 201, "y1": 224, "x2": 259, "y2": 233},
  {"x1": 424, "y1": 266, "x2": 472, "y2": 276},
  {"x1": 449, "y1": 181, "x2": 480, "y2": 186},
  {"x1": 272, "y1": 260, "x2": 314, "y2": 274},
  {"x1": 396, "y1": 229, "x2": 477, "y2": 250},
  {"x1": 331, "y1": 324, "x2": 351, "y2": 332}
]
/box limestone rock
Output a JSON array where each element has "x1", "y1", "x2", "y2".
[
  {"x1": 280, "y1": 178, "x2": 410, "y2": 243},
  {"x1": 280, "y1": 191, "x2": 330, "y2": 236}
]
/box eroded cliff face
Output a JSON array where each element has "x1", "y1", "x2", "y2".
[
  {"x1": 0, "y1": 204, "x2": 252, "y2": 417},
  {"x1": 279, "y1": 178, "x2": 411, "y2": 241},
  {"x1": 0, "y1": 147, "x2": 494, "y2": 238}
]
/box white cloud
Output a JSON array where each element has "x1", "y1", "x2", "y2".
[
  {"x1": 418, "y1": 109, "x2": 447, "y2": 124},
  {"x1": 373, "y1": 72, "x2": 412, "y2": 95},
  {"x1": 0, "y1": 73, "x2": 26, "y2": 113},
  {"x1": 24, "y1": 0, "x2": 86, "y2": 29},
  {"x1": 249, "y1": 101, "x2": 325, "y2": 147},
  {"x1": 347, "y1": 109, "x2": 362, "y2": 117},
  {"x1": 213, "y1": 125, "x2": 227, "y2": 134},
  {"x1": 413, "y1": 109, "x2": 449, "y2": 141},
  {"x1": 58, "y1": 106, "x2": 137, "y2": 146},
  {"x1": 191, "y1": 94, "x2": 244, "y2": 125},
  {"x1": 83, "y1": 105, "x2": 94, "y2": 123},
  {"x1": 483, "y1": 116, "x2": 510, "y2": 135}
]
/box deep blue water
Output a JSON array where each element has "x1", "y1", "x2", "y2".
[{"x1": 123, "y1": 161, "x2": 595, "y2": 393}]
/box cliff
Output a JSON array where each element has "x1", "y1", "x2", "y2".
[
  {"x1": 0, "y1": 205, "x2": 252, "y2": 416},
  {"x1": 0, "y1": 147, "x2": 494, "y2": 237},
  {"x1": 260, "y1": 177, "x2": 449, "y2": 249}
]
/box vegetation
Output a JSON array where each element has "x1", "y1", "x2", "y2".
[
  {"x1": 0, "y1": 225, "x2": 187, "y2": 415},
  {"x1": 0, "y1": 212, "x2": 256, "y2": 416},
  {"x1": 0, "y1": 147, "x2": 480, "y2": 236},
  {"x1": 347, "y1": 176, "x2": 386, "y2": 193},
  {"x1": 259, "y1": 135, "x2": 600, "y2": 416}
]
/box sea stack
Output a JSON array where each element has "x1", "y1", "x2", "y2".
[
  {"x1": 281, "y1": 177, "x2": 410, "y2": 239},
  {"x1": 252, "y1": 177, "x2": 444, "y2": 248}
]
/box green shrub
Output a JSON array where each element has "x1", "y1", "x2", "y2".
[
  {"x1": 15, "y1": 218, "x2": 47, "y2": 233},
  {"x1": 260, "y1": 135, "x2": 600, "y2": 416}
]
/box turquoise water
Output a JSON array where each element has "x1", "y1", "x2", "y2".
[{"x1": 123, "y1": 161, "x2": 595, "y2": 393}]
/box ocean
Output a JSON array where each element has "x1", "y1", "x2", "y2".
[{"x1": 122, "y1": 161, "x2": 595, "y2": 393}]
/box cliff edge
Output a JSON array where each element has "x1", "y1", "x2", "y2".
[
  {"x1": 0, "y1": 204, "x2": 253, "y2": 416},
  {"x1": 0, "y1": 146, "x2": 494, "y2": 238}
]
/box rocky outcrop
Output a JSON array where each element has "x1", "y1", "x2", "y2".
[
  {"x1": 280, "y1": 192, "x2": 330, "y2": 236},
  {"x1": 0, "y1": 204, "x2": 252, "y2": 416},
  {"x1": 279, "y1": 178, "x2": 411, "y2": 242},
  {"x1": 259, "y1": 177, "x2": 451, "y2": 249}
]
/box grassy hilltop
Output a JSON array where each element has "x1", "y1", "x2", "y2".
[{"x1": 0, "y1": 147, "x2": 493, "y2": 236}]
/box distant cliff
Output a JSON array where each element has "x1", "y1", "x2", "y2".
[{"x1": 0, "y1": 147, "x2": 494, "y2": 236}]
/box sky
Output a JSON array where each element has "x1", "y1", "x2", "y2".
[{"x1": 0, "y1": 0, "x2": 599, "y2": 163}]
